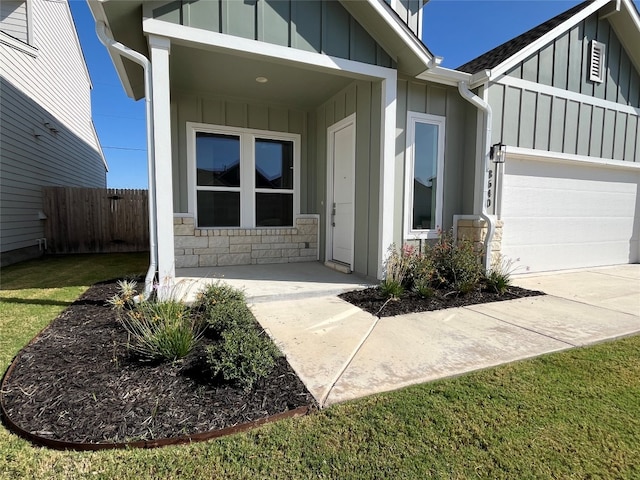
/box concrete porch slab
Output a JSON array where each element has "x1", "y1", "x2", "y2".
[
  {"x1": 325, "y1": 306, "x2": 570, "y2": 405},
  {"x1": 175, "y1": 261, "x2": 371, "y2": 303}
]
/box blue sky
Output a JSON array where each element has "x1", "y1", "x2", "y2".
[{"x1": 68, "y1": 0, "x2": 639, "y2": 189}]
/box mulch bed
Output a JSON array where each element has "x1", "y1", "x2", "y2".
[
  {"x1": 340, "y1": 285, "x2": 545, "y2": 318},
  {"x1": 1, "y1": 280, "x2": 315, "y2": 446}
]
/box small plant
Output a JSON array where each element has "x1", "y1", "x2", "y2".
[
  {"x1": 380, "y1": 244, "x2": 417, "y2": 298},
  {"x1": 107, "y1": 279, "x2": 138, "y2": 312},
  {"x1": 485, "y1": 255, "x2": 519, "y2": 294},
  {"x1": 413, "y1": 277, "x2": 434, "y2": 298},
  {"x1": 193, "y1": 282, "x2": 253, "y2": 333},
  {"x1": 121, "y1": 299, "x2": 205, "y2": 362},
  {"x1": 426, "y1": 230, "x2": 483, "y2": 294},
  {"x1": 205, "y1": 326, "x2": 280, "y2": 391}
]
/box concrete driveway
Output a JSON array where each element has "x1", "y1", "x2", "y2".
[{"x1": 247, "y1": 264, "x2": 640, "y2": 406}]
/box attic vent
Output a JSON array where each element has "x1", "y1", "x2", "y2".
[{"x1": 589, "y1": 40, "x2": 605, "y2": 83}]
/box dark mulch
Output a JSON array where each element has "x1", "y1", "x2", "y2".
[
  {"x1": 340, "y1": 285, "x2": 545, "y2": 318},
  {"x1": 1, "y1": 280, "x2": 315, "y2": 445}
]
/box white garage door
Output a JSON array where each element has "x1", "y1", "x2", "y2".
[{"x1": 500, "y1": 157, "x2": 640, "y2": 273}]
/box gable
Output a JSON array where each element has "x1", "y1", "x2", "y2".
[
  {"x1": 505, "y1": 11, "x2": 640, "y2": 108},
  {"x1": 152, "y1": 0, "x2": 396, "y2": 68}
]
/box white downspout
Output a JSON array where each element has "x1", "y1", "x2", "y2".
[
  {"x1": 457, "y1": 81, "x2": 496, "y2": 272},
  {"x1": 96, "y1": 22, "x2": 158, "y2": 298}
]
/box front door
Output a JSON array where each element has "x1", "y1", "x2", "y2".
[{"x1": 327, "y1": 115, "x2": 356, "y2": 268}]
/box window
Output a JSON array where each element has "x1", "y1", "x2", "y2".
[
  {"x1": 190, "y1": 124, "x2": 299, "y2": 228},
  {"x1": 404, "y1": 112, "x2": 445, "y2": 239},
  {"x1": 589, "y1": 40, "x2": 605, "y2": 83}
]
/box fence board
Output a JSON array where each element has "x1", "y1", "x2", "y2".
[{"x1": 43, "y1": 187, "x2": 149, "y2": 254}]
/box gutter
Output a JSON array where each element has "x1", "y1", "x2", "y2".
[
  {"x1": 95, "y1": 22, "x2": 158, "y2": 298},
  {"x1": 456, "y1": 81, "x2": 496, "y2": 272}
]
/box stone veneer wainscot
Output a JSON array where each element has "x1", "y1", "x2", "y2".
[{"x1": 174, "y1": 215, "x2": 319, "y2": 268}]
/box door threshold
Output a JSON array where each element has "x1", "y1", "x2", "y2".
[{"x1": 324, "y1": 260, "x2": 352, "y2": 274}]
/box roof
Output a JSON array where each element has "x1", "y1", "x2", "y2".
[{"x1": 457, "y1": 0, "x2": 592, "y2": 74}]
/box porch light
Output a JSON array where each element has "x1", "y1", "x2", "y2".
[
  {"x1": 490, "y1": 142, "x2": 506, "y2": 164},
  {"x1": 255, "y1": 76, "x2": 268, "y2": 83}
]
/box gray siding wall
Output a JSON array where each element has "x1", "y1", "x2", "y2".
[
  {"x1": 494, "y1": 13, "x2": 640, "y2": 162},
  {"x1": 396, "y1": 78, "x2": 478, "y2": 239},
  {"x1": 170, "y1": 92, "x2": 307, "y2": 213},
  {"x1": 153, "y1": 0, "x2": 395, "y2": 68},
  {"x1": 314, "y1": 80, "x2": 382, "y2": 278},
  {"x1": 0, "y1": 0, "x2": 106, "y2": 260},
  {"x1": 489, "y1": 81, "x2": 640, "y2": 162},
  {"x1": 507, "y1": 13, "x2": 640, "y2": 108}
]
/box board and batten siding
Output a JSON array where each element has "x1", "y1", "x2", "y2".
[
  {"x1": 0, "y1": 0, "x2": 105, "y2": 260},
  {"x1": 314, "y1": 80, "x2": 382, "y2": 277},
  {"x1": 493, "y1": 11, "x2": 640, "y2": 163},
  {"x1": 396, "y1": 78, "x2": 478, "y2": 240},
  {"x1": 152, "y1": 0, "x2": 395, "y2": 68},
  {"x1": 170, "y1": 92, "x2": 307, "y2": 213}
]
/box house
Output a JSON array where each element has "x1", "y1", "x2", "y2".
[
  {"x1": 0, "y1": 0, "x2": 107, "y2": 266},
  {"x1": 457, "y1": 0, "x2": 640, "y2": 273},
  {"x1": 87, "y1": 0, "x2": 639, "y2": 290}
]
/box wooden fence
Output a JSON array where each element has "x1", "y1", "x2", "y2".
[{"x1": 43, "y1": 187, "x2": 149, "y2": 254}]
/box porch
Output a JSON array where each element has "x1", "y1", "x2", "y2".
[{"x1": 174, "y1": 261, "x2": 371, "y2": 303}]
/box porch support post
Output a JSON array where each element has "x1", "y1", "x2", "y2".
[
  {"x1": 377, "y1": 73, "x2": 398, "y2": 279},
  {"x1": 148, "y1": 35, "x2": 175, "y2": 288}
]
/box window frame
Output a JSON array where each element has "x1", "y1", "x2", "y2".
[
  {"x1": 187, "y1": 122, "x2": 300, "y2": 229},
  {"x1": 403, "y1": 111, "x2": 446, "y2": 240}
]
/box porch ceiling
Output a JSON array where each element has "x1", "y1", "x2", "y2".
[{"x1": 170, "y1": 45, "x2": 355, "y2": 109}]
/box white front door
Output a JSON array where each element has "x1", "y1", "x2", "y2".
[{"x1": 327, "y1": 115, "x2": 356, "y2": 268}]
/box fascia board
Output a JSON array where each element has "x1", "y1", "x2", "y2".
[
  {"x1": 86, "y1": 0, "x2": 137, "y2": 100},
  {"x1": 415, "y1": 66, "x2": 472, "y2": 86},
  {"x1": 487, "y1": 0, "x2": 608, "y2": 82},
  {"x1": 143, "y1": 18, "x2": 396, "y2": 81},
  {"x1": 366, "y1": 0, "x2": 434, "y2": 66},
  {"x1": 608, "y1": 0, "x2": 640, "y2": 73}
]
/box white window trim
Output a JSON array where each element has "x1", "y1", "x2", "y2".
[
  {"x1": 403, "y1": 111, "x2": 446, "y2": 240},
  {"x1": 0, "y1": 0, "x2": 36, "y2": 55},
  {"x1": 186, "y1": 122, "x2": 300, "y2": 229}
]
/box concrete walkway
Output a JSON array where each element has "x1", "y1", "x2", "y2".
[{"x1": 178, "y1": 263, "x2": 640, "y2": 407}]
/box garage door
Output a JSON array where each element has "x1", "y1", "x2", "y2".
[{"x1": 500, "y1": 157, "x2": 640, "y2": 273}]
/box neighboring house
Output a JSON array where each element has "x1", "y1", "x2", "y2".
[
  {"x1": 0, "y1": 0, "x2": 107, "y2": 266},
  {"x1": 88, "y1": 0, "x2": 639, "y2": 289},
  {"x1": 458, "y1": 0, "x2": 640, "y2": 273}
]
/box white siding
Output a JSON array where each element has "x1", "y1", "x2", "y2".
[
  {"x1": 0, "y1": 0, "x2": 106, "y2": 258},
  {"x1": 0, "y1": 1, "x2": 28, "y2": 43}
]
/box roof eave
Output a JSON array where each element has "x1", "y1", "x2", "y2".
[{"x1": 86, "y1": 0, "x2": 144, "y2": 100}]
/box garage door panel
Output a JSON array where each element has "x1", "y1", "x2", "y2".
[{"x1": 501, "y1": 157, "x2": 640, "y2": 273}]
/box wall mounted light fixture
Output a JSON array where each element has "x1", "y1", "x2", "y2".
[{"x1": 490, "y1": 142, "x2": 506, "y2": 164}]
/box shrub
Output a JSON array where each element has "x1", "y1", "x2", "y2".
[
  {"x1": 427, "y1": 231, "x2": 483, "y2": 294},
  {"x1": 122, "y1": 299, "x2": 204, "y2": 362},
  {"x1": 380, "y1": 244, "x2": 418, "y2": 298},
  {"x1": 205, "y1": 326, "x2": 280, "y2": 391},
  {"x1": 193, "y1": 282, "x2": 252, "y2": 333},
  {"x1": 485, "y1": 255, "x2": 518, "y2": 294}
]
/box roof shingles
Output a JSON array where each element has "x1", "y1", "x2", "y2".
[{"x1": 457, "y1": 0, "x2": 593, "y2": 74}]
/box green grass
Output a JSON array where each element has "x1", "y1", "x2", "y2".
[{"x1": 1, "y1": 254, "x2": 639, "y2": 479}]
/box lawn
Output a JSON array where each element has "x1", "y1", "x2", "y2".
[{"x1": 1, "y1": 254, "x2": 639, "y2": 479}]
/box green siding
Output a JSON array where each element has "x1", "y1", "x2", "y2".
[
  {"x1": 154, "y1": 0, "x2": 395, "y2": 68},
  {"x1": 171, "y1": 93, "x2": 307, "y2": 212},
  {"x1": 396, "y1": 78, "x2": 478, "y2": 239},
  {"x1": 313, "y1": 81, "x2": 381, "y2": 277},
  {"x1": 506, "y1": 12, "x2": 640, "y2": 108},
  {"x1": 493, "y1": 9, "x2": 640, "y2": 163}
]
